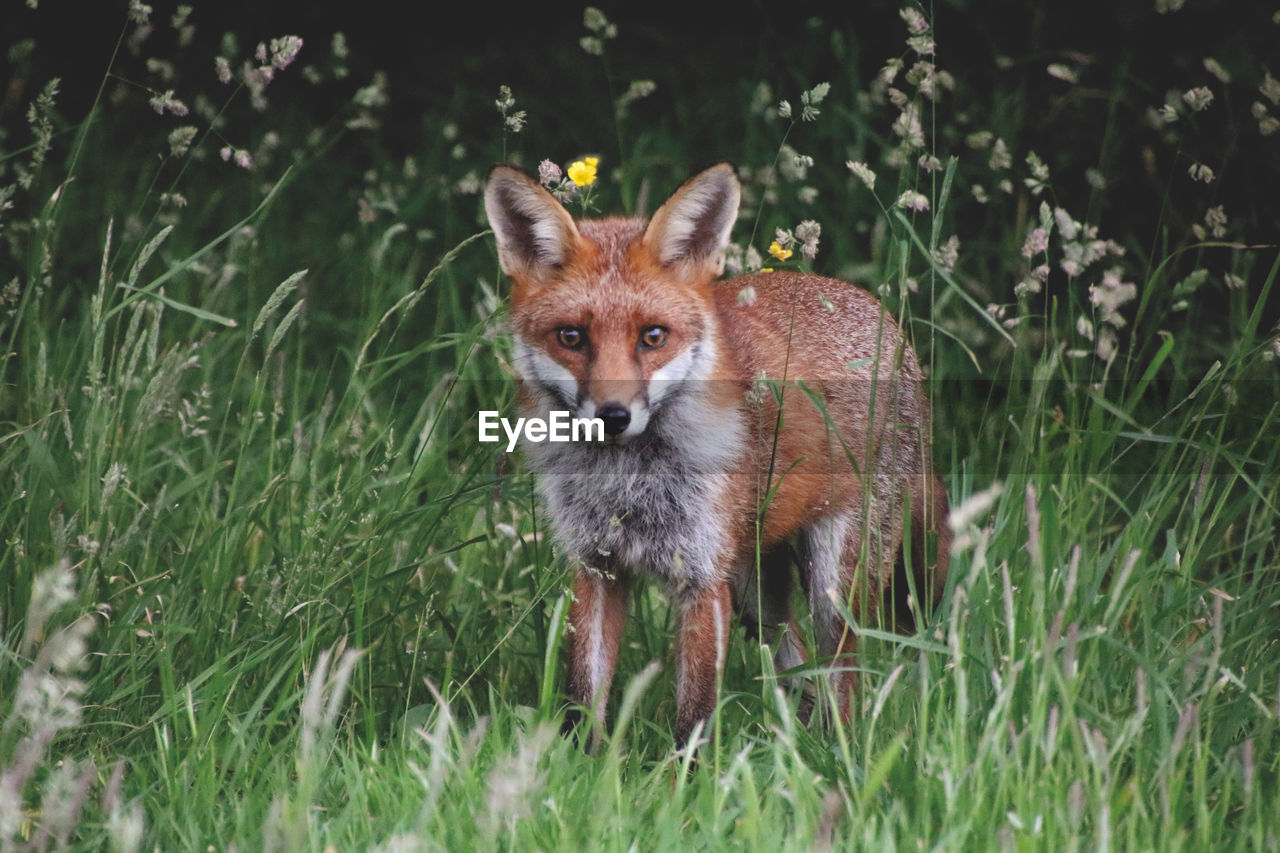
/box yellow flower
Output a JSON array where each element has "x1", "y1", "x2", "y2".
[
  {"x1": 567, "y1": 156, "x2": 599, "y2": 187},
  {"x1": 768, "y1": 241, "x2": 793, "y2": 261}
]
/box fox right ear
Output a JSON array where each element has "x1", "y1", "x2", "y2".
[
  {"x1": 643, "y1": 163, "x2": 741, "y2": 278},
  {"x1": 484, "y1": 165, "x2": 582, "y2": 279}
]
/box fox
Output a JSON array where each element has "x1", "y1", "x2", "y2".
[{"x1": 483, "y1": 162, "x2": 950, "y2": 749}]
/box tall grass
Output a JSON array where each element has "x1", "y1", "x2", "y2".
[{"x1": 1, "y1": 3, "x2": 1277, "y2": 850}]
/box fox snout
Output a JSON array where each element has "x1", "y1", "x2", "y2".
[
  {"x1": 511, "y1": 336, "x2": 658, "y2": 442},
  {"x1": 579, "y1": 393, "x2": 650, "y2": 441},
  {"x1": 593, "y1": 402, "x2": 631, "y2": 436}
]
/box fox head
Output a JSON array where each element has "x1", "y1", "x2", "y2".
[{"x1": 484, "y1": 163, "x2": 741, "y2": 442}]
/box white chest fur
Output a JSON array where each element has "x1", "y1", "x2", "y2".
[{"x1": 521, "y1": 388, "x2": 744, "y2": 588}]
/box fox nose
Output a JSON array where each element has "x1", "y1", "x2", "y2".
[{"x1": 596, "y1": 402, "x2": 631, "y2": 436}]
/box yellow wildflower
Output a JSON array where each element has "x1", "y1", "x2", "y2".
[
  {"x1": 567, "y1": 156, "x2": 599, "y2": 187},
  {"x1": 768, "y1": 241, "x2": 793, "y2": 261}
]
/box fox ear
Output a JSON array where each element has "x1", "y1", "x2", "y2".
[
  {"x1": 643, "y1": 163, "x2": 740, "y2": 277},
  {"x1": 484, "y1": 165, "x2": 582, "y2": 278}
]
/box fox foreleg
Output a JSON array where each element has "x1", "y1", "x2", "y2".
[
  {"x1": 563, "y1": 568, "x2": 629, "y2": 752},
  {"x1": 673, "y1": 578, "x2": 732, "y2": 749}
]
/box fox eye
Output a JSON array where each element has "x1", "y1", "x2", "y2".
[
  {"x1": 556, "y1": 327, "x2": 586, "y2": 349},
  {"x1": 639, "y1": 326, "x2": 668, "y2": 349}
]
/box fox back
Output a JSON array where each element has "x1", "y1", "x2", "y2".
[{"x1": 484, "y1": 162, "x2": 950, "y2": 748}]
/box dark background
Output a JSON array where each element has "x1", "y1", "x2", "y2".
[
  {"x1": 5, "y1": 0, "x2": 1278, "y2": 312},
  {"x1": 7, "y1": 0, "x2": 1277, "y2": 233}
]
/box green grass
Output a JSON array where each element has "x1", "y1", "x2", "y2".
[{"x1": 2, "y1": 4, "x2": 1279, "y2": 851}]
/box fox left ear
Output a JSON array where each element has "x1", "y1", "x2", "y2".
[
  {"x1": 643, "y1": 163, "x2": 740, "y2": 278},
  {"x1": 484, "y1": 165, "x2": 583, "y2": 280}
]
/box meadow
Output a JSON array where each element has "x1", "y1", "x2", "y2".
[{"x1": 2, "y1": 2, "x2": 1278, "y2": 850}]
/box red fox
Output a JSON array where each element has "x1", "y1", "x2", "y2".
[{"x1": 483, "y1": 162, "x2": 950, "y2": 749}]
